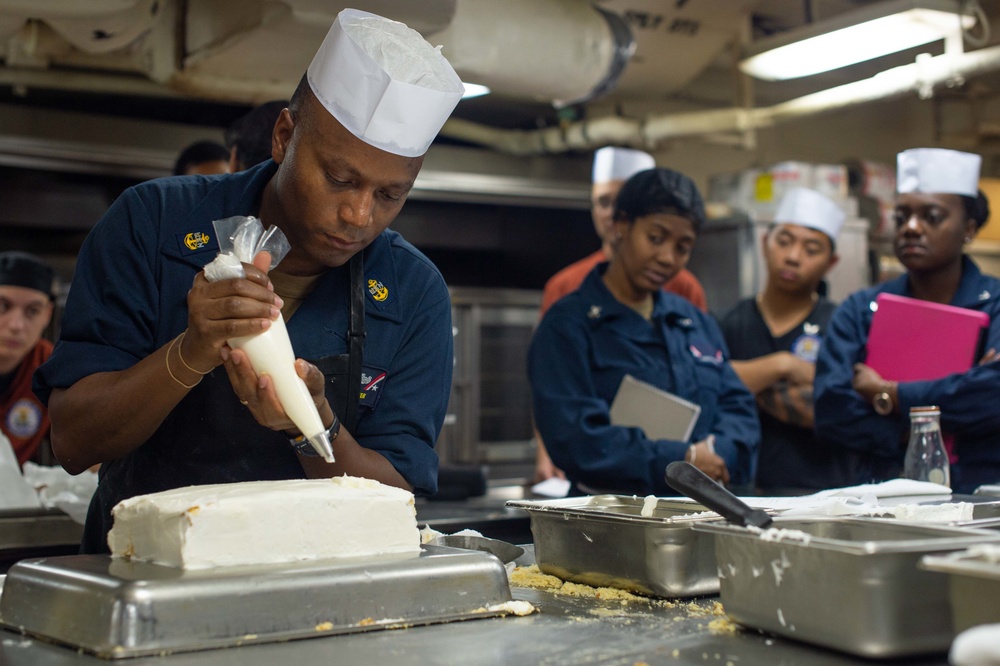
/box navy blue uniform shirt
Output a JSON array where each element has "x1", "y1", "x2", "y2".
[
  {"x1": 34, "y1": 161, "x2": 452, "y2": 498},
  {"x1": 721, "y1": 297, "x2": 860, "y2": 493},
  {"x1": 815, "y1": 256, "x2": 1000, "y2": 492},
  {"x1": 529, "y1": 264, "x2": 759, "y2": 495}
]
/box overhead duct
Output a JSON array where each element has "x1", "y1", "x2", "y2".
[
  {"x1": 3, "y1": 0, "x2": 161, "y2": 54},
  {"x1": 427, "y1": 0, "x2": 634, "y2": 107},
  {"x1": 440, "y1": 44, "x2": 1000, "y2": 155}
]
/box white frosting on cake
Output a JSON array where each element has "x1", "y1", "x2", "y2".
[{"x1": 107, "y1": 476, "x2": 420, "y2": 569}]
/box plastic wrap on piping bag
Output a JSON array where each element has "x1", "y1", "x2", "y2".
[
  {"x1": 203, "y1": 216, "x2": 290, "y2": 281},
  {"x1": 201, "y1": 216, "x2": 334, "y2": 462}
]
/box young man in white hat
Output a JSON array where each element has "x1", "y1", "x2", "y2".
[
  {"x1": 533, "y1": 146, "x2": 708, "y2": 482},
  {"x1": 721, "y1": 187, "x2": 860, "y2": 493},
  {"x1": 0, "y1": 252, "x2": 56, "y2": 466},
  {"x1": 34, "y1": 9, "x2": 465, "y2": 552},
  {"x1": 816, "y1": 148, "x2": 999, "y2": 493}
]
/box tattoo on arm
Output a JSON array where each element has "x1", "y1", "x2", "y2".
[{"x1": 757, "y1": 382, "x2": 815, "y2": 428}]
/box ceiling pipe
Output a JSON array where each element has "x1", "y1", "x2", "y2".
[
  {"x1": 441, "y1": 43, "x2": 1000, "y2": 156},
  {"x1": 428, "y1": 0, "x2": 634, "y2": 107}
]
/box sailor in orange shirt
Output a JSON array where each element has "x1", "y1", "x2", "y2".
[{"x1": 533, "y1": 147, "x2": 708, "y2": 483}]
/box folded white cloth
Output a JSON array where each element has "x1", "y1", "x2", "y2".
[
  {"x1": 21, "y1": 461, "x2": 98, "y2": 524},
  {"x1": 951, "y1": 623, "x2": 1000, "y2": 665},
  {"x1": 814, "y1": 478, "x2": 952, "y2": 499},
  {"x1": 531, "y1": 477, "x2": 571, "y2": 499},
  {"x1": 736, "y1": 479, "x2": 957, "y2": 520}
]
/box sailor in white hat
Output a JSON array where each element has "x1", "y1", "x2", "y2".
[
  {"x1": 719, "y1": 186, "x2": 853, "y2": 493},
  {"x1": 35, "y1": 9, "x2": 465, "y2": 552},
  {"x1": 815, "y1": 148, "x2": 1000, "y2": 494},
  {"x1": 889, "y1": 147, "x2": 991, "y2": 281},
  {"x1": 590, "y1": 147, "x2": 656, "y2": 242}
]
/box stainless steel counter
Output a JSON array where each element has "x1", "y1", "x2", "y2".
[{"x1": 0, "y1": 573, "x2": 949, "y2": 665}]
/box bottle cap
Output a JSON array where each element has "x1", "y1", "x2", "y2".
[{"x1": 909, "y1": 405, "x2": 940, "y2": 417}]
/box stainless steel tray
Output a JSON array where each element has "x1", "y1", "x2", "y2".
[
  {"x1": 921, "y1": 546, "x2": 1000, "y2": 632},
  {"x1": 507, "y1": 495, "x2": 723, "y2": 597},
  {"x1": 866, "y1": 498, "x2": 1000, "y2": 529},
  {"x1": 693, "y1": 517, "x2": 1000, "y2": 658},
  {"x1": 0, "y1": 508, "x2": 83, "y2": 550},
  {"x1": 0, "y1": 545, "x2": 513, "y2": 659}
]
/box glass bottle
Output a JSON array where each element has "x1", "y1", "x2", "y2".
[{"x1": 902, "y1": 406, "x2": 950, "y2": 487}]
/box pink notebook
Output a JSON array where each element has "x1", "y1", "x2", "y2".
[{"x1": 865, "y1": 293, "x2": 990, "y2": 382}]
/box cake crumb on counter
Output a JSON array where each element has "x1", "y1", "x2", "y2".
[
  {"x1": 487, "y1": 600, "x2": 536, "y2": 616},
  {"x1": 510, "y1": 565, "x2": 677, "y2": 607},
  {"x1": 708, "y1": 616, "x2": 741, "y2": 635}
]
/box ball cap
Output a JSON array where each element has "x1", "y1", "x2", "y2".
[
  {"x1": 0, "y1": 251, "x2": 55, "y2": 298},
  {"x1": 774, "y1": 187, "x2": 845, "y2": 243},
  {"x1": 592, "y1": 146, "x2": 656, "y2": 185},
  {"x1": 897, "y1": 148, "x2": 981, "y2": 197},
  {"x1": 306, "y1": 8, "x2": 465, "y2": 158}
]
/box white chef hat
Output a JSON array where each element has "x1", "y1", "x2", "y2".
[
  {"x1": 774, "y1": 187, "x2": 845, "y2": 243},
  {"x1": 307, "y1": 9, "x2": 465, "y2": 158},
  {"x1": 897, "y1": 148, "x2": 981, "y2": 197},
  {"x1": 592, "y1": 147, "x2": 656, "y2": 185}
]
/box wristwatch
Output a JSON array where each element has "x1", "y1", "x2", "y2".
[
  {"x1": 289, "y1": 413, "x2": 341, "y2": 457},
  {"x1": 872, "y1": 383, "x2": 894, "y2": 416}
]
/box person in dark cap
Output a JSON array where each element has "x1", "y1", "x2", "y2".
[
  {"x1": 0, "y1": 252, "x2": 56, "y2": 465},
  {"x1": 172, "y1": 140, "x2": 232, "y2": 177},
  {"x1": 528, "y1": 168, "x2": 759, "y2": 495},
  {"x1": 224, "y1": 100, "x2": 289, "y2": 172}
]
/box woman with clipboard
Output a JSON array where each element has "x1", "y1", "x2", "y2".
[
  {"x1": 527, "y1": 168, "x2": 759, "y2": 497},
  {"x1": 815, "y1": 148, "x2": 1000, "y2": 493}
]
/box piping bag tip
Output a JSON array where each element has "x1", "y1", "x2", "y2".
[{"x1": 308, "y1": 432, "x2": 336, "y2": 463}]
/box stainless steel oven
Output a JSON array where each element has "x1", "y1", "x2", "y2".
[{"x1": 438, "y1": 288, "x2": 541, "y2": 466}]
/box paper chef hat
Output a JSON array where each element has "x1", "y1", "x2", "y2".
[
  {"x1": 897, "y1": 148, "x2": 981, "y2": 197},
  {"x1": 774, "y1": 187, "x2": 845, "y2": 242},
  {"x1": 307, "y1": 9, "x2": 465, "y2": 158},
  {"x1": 592, "y1": 147, "x2": 656, "y2": 185}
]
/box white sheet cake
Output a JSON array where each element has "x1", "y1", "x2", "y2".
[{"x1": 107, "y1": 475, "x2": 420, "y2": 569}]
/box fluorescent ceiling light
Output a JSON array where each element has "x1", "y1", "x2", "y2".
[
  {"x1": 461, "y1": 83, "x2": 491, "y2": 99},
  {"x1": 740, "y1": 0, "x2": 976, "y2": 81}
]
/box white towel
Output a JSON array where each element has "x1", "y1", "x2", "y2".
[{"x1": 814, "y1": 478, "x2": 952, "y2": 499}]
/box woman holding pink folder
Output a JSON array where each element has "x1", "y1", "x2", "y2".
[{"x1": 815, "y1": 148, "x2": 999, "y2": 493}]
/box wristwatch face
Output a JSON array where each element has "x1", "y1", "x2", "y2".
[{"x1": 873, "y1": 391, "x2": 893, "y2": 416}]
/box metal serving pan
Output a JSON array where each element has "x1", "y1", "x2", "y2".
[
  {"x1": 865, "y1": 498, "x2": 1000, "y2": 530},
  {"x1": 507, "y1": 495, "x2": 725, "y2": 597},
  {"x1": 0, "y1": 545, "x2": 514, "y2": 659},
  {"x1": 921, "y1": 545, "x2": 1000, "y2": 632},
  {"x1": 693, "y1": 517, "x2": 1000, "y2": 658}
]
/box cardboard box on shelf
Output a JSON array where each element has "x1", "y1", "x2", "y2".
[{"x1": 709, "y1": 161, "x2": 850, "y2": 211}]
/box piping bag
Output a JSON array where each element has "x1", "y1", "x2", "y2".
[{"x1": 202, "y1": 216, "x2": 334, "y2": 462}]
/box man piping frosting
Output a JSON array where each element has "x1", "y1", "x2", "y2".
[{"x1": 34, "y1": 9, "x2": 465, "y2": 552}]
